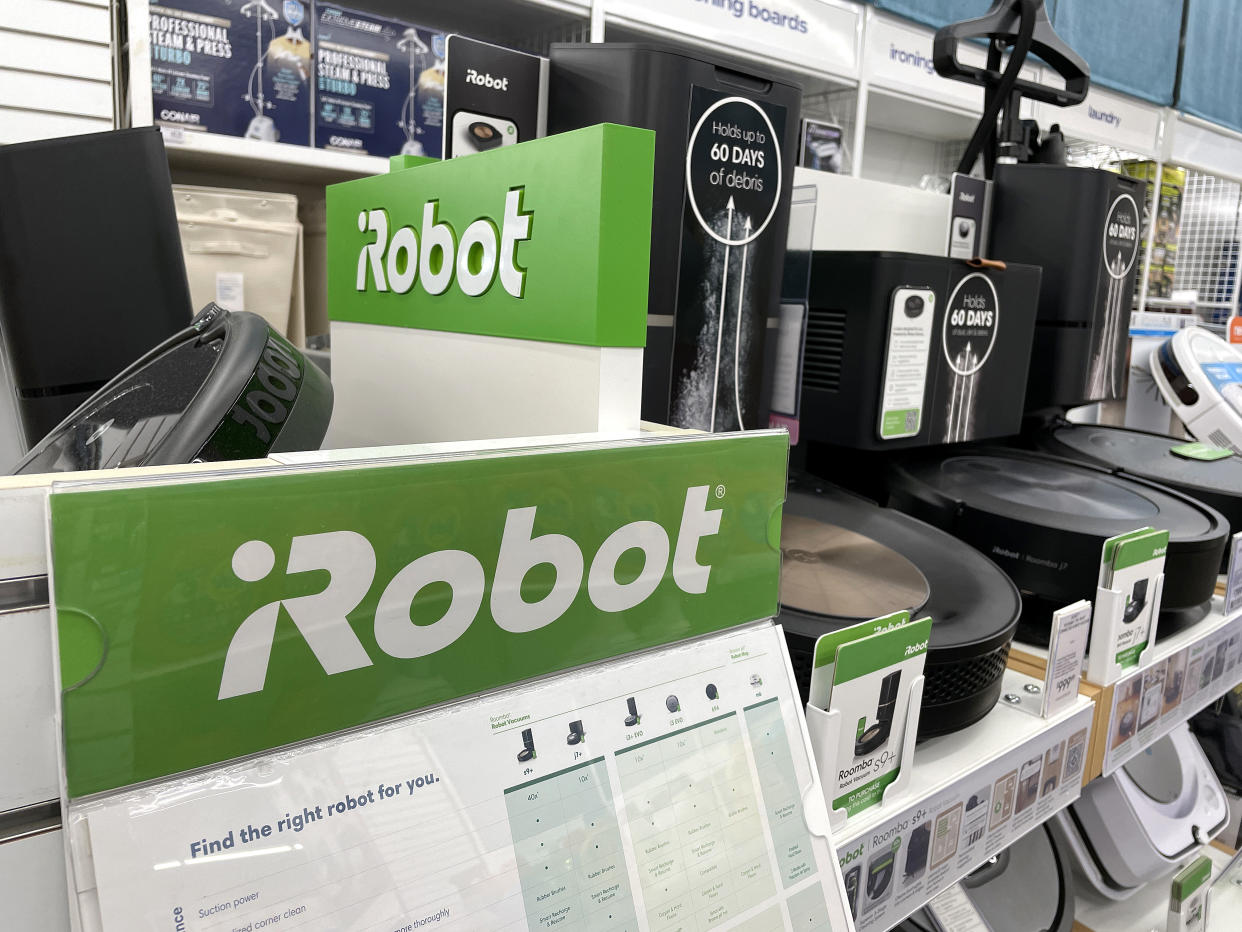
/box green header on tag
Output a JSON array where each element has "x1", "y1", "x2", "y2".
[
  {"x1": 328, "y1": 123, "x2": 654, "y2": 348},
  {"x1": 1170, "y1": 854, "x2": 1212, "y2": 905},
  {"x1": 1171, "y1": 441, "x2": 1233, "y2": 461},
  {"x1": 834, "y1": 616, "x2": 932, "y2": 684},
  {"x1": 1111, "y1": 528, "x2": 1169, "y2": 572},
  {"x1": 813, "y1": 611, "x2": 911, "y2": 668},
  {"x1": 51, "y1": 433, "x2": 787, "y2": 797}
]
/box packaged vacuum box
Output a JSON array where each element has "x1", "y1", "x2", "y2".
[
  {"x1": 314, "y1": 5, "x2": 445, "y2": 157},
  {"x1": 989, "y1": 165, "x2": 1145, "y2": 412},
  {"x1": 549, "y1": 43, "x2": 801, "y2": 432},
  {"x1": 149, "y1": 0, "x2": 312, "y2": 145},
  {"x1": 798, "y1": 252, "x2": 1041, "y2": 450}
]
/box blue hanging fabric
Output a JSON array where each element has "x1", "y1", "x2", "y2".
[
  {"x1": 872, "y1": 0, "x2": 1057, "y2": 31},
  {"x1": 1052, "y1": 0, "x2": 1180, "y2": 106},
  {"x1": 1178, "y1": 0, "x2": 1242, "y2": 133}
]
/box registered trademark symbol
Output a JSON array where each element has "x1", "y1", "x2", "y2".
[{"x1": 715, "y1": 485, "x2": 726, "y2": 499}]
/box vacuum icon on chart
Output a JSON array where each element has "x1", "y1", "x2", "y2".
[
  {"x1": 623, "y1": 697, "x2": 640, "y2": 727},
  {"x1": 705, "y1": 683, "x2": 718, "y2": 700},
  {"x1": 516, "y1": 727, "x2": 535, "y2": 763},
  {"x1": 666, "y1": 695, "x2": 681, "y2": 713},
  {"x1": 566, "y1": 720, "x2": 584, "y2": 746}
]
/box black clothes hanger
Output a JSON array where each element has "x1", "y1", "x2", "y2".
[{"x1": 933, "y1": 0, "x2": 1091, "y2": 177}]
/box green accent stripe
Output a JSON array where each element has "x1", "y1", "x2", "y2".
[
  {"x1": 743, "y1": 696, "x2": 779, "y2": 712},
  {"x1": 813, "y1": 612, "x2": 911, "y2": 669},
  {"x1": 1112, "y1": 529, "x2": 1169, "y2": 572},
  {"x1": 834, "y1": 617, "x2": 932, "y2": 684},
  {"x1": 615, "y1": 711, "x2": 736, "y2": 754},
  {"x1": 504, "y1": 756, "x2": 606, "y2": 795}
]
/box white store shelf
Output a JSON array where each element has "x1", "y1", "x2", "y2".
[
  {"x1": 1015, "y1": 599, "x2": 1242, "y2": 779},
  {"x1": 831, "y1": 669, "x2": 1095, "y2": 931},
  {"x1": 159, "y1": 127, "x2": 387, "y2": 186}
]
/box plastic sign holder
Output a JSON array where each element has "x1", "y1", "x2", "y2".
[
  {"x1": 1086, "y1": 573, "x2": 1164, "y2": 685},
  {"x1": 806, "y1": 676, "x2": 925, "y2": 831},
  {"x1": 40, "y1": 430, "x2": 857, "y2": 930}
]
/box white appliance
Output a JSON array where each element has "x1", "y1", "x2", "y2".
[
  {"x1": 1053, "y1": 724, "x2": 1228, "y2": 899},
  {"x1": 1151, "y1": 326, "x2": 1242, "y2": 453}
]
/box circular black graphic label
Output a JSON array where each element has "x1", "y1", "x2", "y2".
[
  {"x1": 943, "y1": 272, "x2": 1000, "y2": 376},
  {"x1": 1103, "y1": 193, "x2": 1140, "y2": 279},
  {"x1": 685, "y1": 96, "x2": 782, "y2": 246}
]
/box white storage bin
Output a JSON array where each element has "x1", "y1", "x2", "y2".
[{"x1": 173, "y1": 185, "x2": 306, "y2": 345}]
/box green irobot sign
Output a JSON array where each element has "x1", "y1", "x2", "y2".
[
  {"x1": 51, "y1": 433, "x2": 787, "y2": 797},
  {"x1": 327, "y1": 123, "x2": 654, "y2": 348}
]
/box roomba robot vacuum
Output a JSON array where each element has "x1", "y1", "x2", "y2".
[
  {"x1": 898, "y1": 823, "x2": 1075, "y2": 932},
  {"x1": 1039, "y1": 423, "x2": 1242, "y2": 548},
  {"x1": 1151, "y1": 326, "x2": 1242, "y2": 454},
  {"x1": 778, "y1": 479, "x2": 1020, "y2": 739},
  {"x1": 887, "y1": 448, "x2": 1228, "y2": 639},
  {"x1": 1052, "y1": 724, "x2": 1228, "y2": 900},
  {"x1": 13, "y1": 305, "x2": 332, "y2": 473}
]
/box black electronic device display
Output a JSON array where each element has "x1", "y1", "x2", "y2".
[{"x1": 13, "y1": 306, "x2": 332, "y2": 474}]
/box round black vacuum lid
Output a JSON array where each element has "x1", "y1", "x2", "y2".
[
  {"x1": 1045, "y1": 423, "x2": 1242, "y2": 530},
  {"x1": 895, "y1": 448, "x2": 1223, "y2": 547},
  {"x1": 780, "y1": 482, "x2": 1020, "y2": 660},
  {"x1": 13, "y1": 305, "x2": 333, "y2": 474}
]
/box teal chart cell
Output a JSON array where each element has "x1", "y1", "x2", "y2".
[{"x1": 504, "y1": 757, "x2": 639, "y2": 931}]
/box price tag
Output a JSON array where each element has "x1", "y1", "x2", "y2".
[
  {"x1": 1225, "y1": 532, "x2": 1242, "y2": 616},
  {"x1": 926, "y1": 883, "x2": 992, "y2": 931},
  {"x1": 1043, "y1": 601, "x2": 1092, "y2": 717}
]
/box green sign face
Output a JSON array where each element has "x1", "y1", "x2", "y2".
[
  {"x1": 327, "y1": 123, "x2": 654, "y2": 348},
  {"x1": 51, "y1": 433, "x2": 787, "y2": 797}
]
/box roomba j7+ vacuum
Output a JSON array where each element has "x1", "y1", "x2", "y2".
[
  {"x1": 898, "y1": 823, "x2": 1075, "y2": 932},
  {"x1": 887, "y1": 448, "x2": 1228, "y2": 641},
  {"x1": 13, "y1": 305, "x2": 332, "y2": 474},
  {"x1": 778, "y1": 479, "x2": 1020, "y2": 739},
  {"x1": 1051, "y1": 723, "x2": 1228, "y2": 900},
  {"x1": 1039, "y1": 423, "x2": 1242, "y2": 552},
  {"x1": 1151, "y1": 326, "x2": 1242, "y2": 455}
]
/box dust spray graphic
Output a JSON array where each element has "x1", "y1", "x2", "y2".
[
  {"x1": 672, "y1": 197, "x2": 758, "y2": 432},
  {"x1": 1087, "y1": 251, "x2": 1128, "y2": 399},
  {"x1": 945, "y1": 343, "x2": 980, "y2": 442}
]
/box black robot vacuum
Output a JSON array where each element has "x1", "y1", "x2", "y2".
[
  {"x1": 778, "y1": 479, "x2": 1020, "y2": 739},
  {"x1": 898, "y1": 823, "x2": 1075, "y2": 932},
  {"x1": 1039, "y1": 423, "x2": 1242, "y2": 557},
  {"x1": 14, "y1": 304, "x2": 332, "y2": 473},
  {"x1": 887, "y1": 448, "x2": 1229, "y2": 641}
]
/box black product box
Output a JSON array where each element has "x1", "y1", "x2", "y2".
[
  {"x1": 314, "y1": 5, "x2": 445, "y2": 157},
  {"x1": 799, "y1": 252, "x2": 1041, "y2": 450},
  {"x1": 548, "y1": 43, "x2": 801, "y2": 430},
  {"x1": 443, "y1": 36, "x2": 547, "y2": 158},
  {"x1": 149, "y1": 0, "x2": 312, "y2": 145},
  {"x1": 989, "y1": 165, "x2": 1144, "y2": 411}
]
